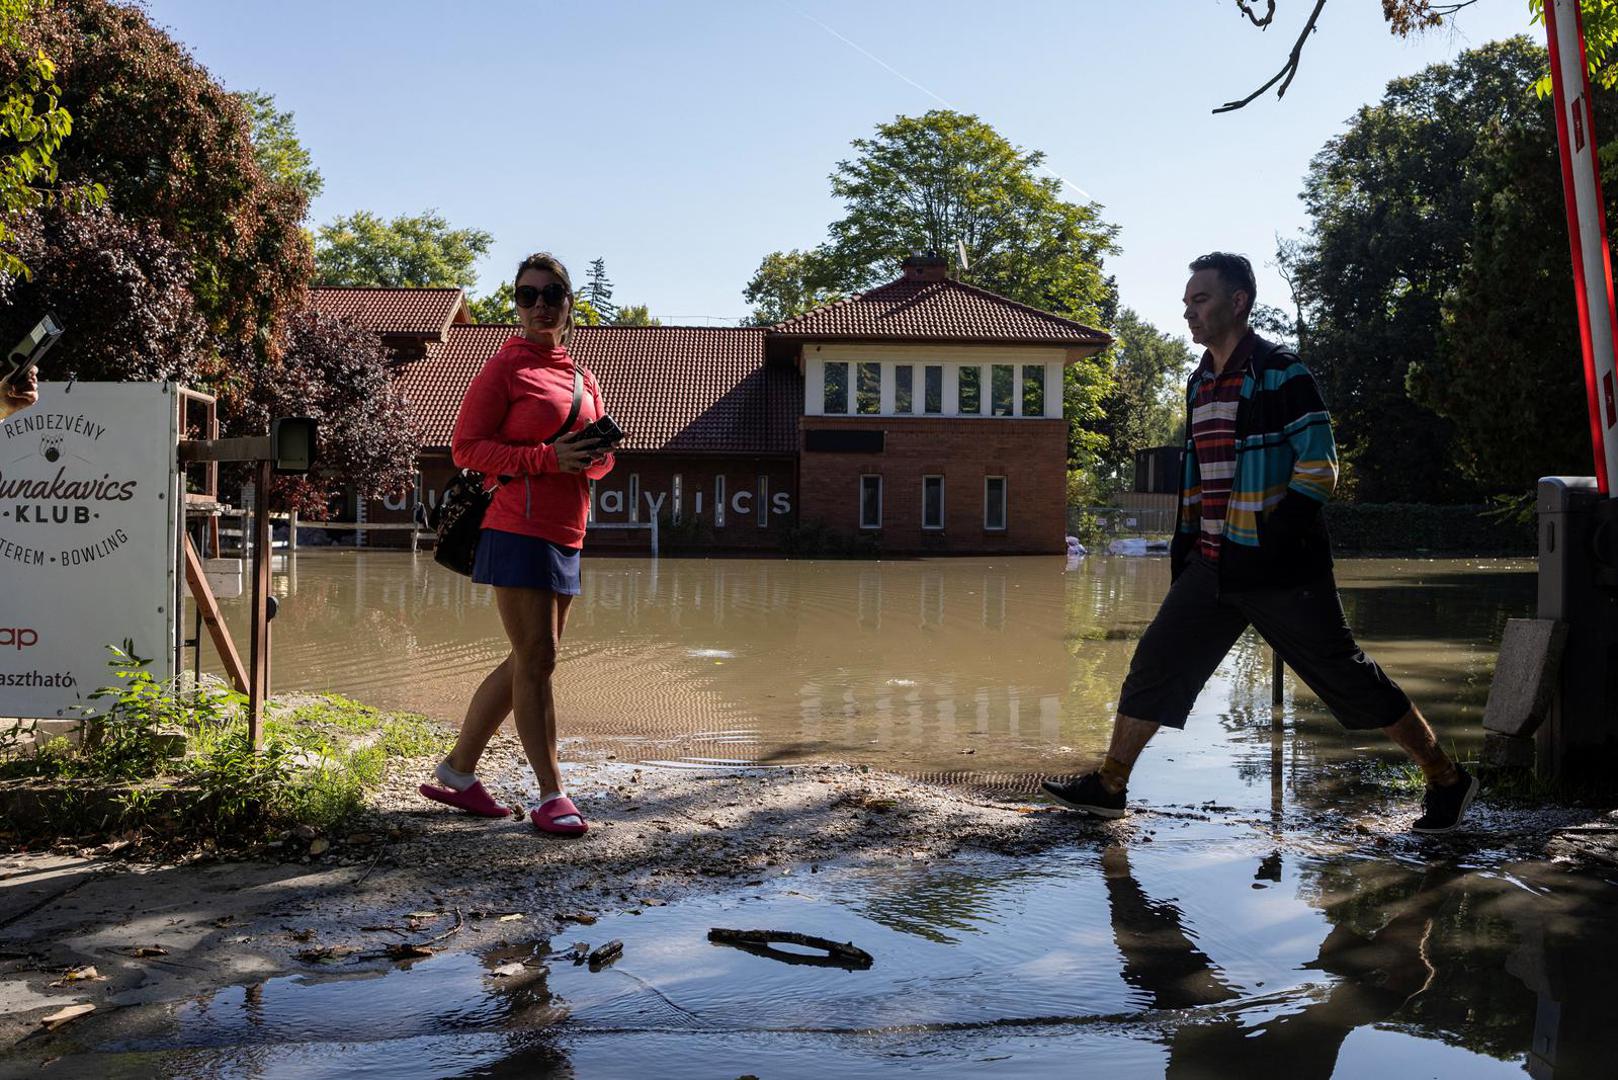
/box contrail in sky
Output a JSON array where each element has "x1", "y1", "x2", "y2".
[{"x1": 779, "y1": 1, "x2": 1095, "y2": 202}]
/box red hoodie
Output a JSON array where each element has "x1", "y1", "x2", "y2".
[{"x1": 450, "y1": 336, "x2": 615, "y2": 548}]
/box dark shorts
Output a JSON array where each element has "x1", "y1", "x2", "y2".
[
  {"x1": 1118, "y1": 556, "x2": 1411, "y2": 731},
  {"x1": 472, "y1": 529, "x2": 582, "y2": 594}
]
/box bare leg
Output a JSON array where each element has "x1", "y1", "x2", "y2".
[
  {"x1": 1382, "y1": 706, "x2": 1459, "y2": 785},
  {"x1": 447, "y1": 654, "x2": 513, "y2": 774},
  {"x1": 496, "y1": 586, "x2": 564, "y2": 796},
  {"x1": 1105, "y1": 714, "x2": 1161, "y2": 770},
  {"x1": 445, "y1": 595, "x2": 574, "y2": 775}
]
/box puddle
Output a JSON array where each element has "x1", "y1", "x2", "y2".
[{"x1": 31, "y1": 817, "x2": 1618, "y2": 1078}]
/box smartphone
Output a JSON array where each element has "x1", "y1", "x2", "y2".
[{"x1": 577, "y1": 415, "x2": 625, "y2": 448}]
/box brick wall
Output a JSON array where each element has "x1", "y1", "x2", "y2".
[{"x1": 799, "y1": 417, "x2": 1067, "y2": 555}]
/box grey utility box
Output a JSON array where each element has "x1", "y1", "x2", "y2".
[{"x1": 1536, "y1": 477, "x2": 1618, "y2": 781}]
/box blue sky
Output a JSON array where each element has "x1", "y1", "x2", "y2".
[{"x1": 142, "y1": 0, "x2": 1538, "y2": 341}]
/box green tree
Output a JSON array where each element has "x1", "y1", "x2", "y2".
[
  {"x1": 611, "y1": 303, "x2": 660, "y2": 326},
  {"x1": 314, "y1": 209, "x2": 492, "y2": 289},
  {"x1": 9, "y1": 0, "x2": 310, "y2": 348},
  {"x1": 826, "y1": 110, "x2": 1117, "y2": 321},
  {"x1": 743, "y1": 248, "x2": 844, "y2": 324},
  {"x1": 468, "y1": 282, "x2": 514, "y2": 324},
  {"x1": 0, "y1": 0, "x2": 103, "y2": 280},
  {"x1": 1293, "y1": 38, "x2": 1569, "y2": 501},
  {"x1": 578, "y1": 256, "x2": 617, "y2": 323},
  {"x1": 237, "y1": 90, "x2": 322, "y2": 205},
  {"x1": 1100, "y1": 309, "x2": 1196, "y2": 475}
]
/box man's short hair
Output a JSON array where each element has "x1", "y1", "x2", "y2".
[{"x1": 1189, "y1": 252, "x2": 1257, "y2": 309}]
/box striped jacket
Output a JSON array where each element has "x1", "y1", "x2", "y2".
[{"x1": 1169, "y1": 335, "x2": 1339, "y2": 590}]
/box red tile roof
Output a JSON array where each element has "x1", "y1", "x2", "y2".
[
  {"x1": 309, "y1": 287, "x2": 468, "y2": 340},
  {"x1": 770, "y1": 277, "x2": 1110, "y2": 347},
  {"x1": 393, "y1": 325, "x2": 799, "y2": 455}
]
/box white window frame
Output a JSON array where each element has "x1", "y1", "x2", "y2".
[
  {"x1": 922, "y1": 474, "x2": 945, "y2": 531},
  {"x1": 859, "y1": 474, "x2": 883, "y2": 530},
  {"x1": 824, "y1": 361, "x2": 850, "y2": 414},
  {"x1": 984, "y1": 475, "x2": 1008, "y2": 531}
]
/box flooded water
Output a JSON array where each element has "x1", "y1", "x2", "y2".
[
  {"x1": 196, "y1": 552, "x2": 1532, "y2": 799},
  {"x1": 27, "y1": 554, "x2": 1618, "y2": 1077},
  {"x1": 35, "y1": 824, "x2": 1618, "y2": 1078}
]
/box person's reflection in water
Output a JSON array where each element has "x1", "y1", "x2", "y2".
[
  {"x1": 1102, "y1": 844, "x2": 1240, "y2": 1011},
  {"x1": 1098, "y1": 848, "x2": 1452, "y2": 1080}
]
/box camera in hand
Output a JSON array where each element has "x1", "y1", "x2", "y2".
[
  {"x1": 5, "y1": 313, "x2": 63, "y2": 388},
  {"x1": 577, "y1": 415, "x2": 625, "y2": 449}
]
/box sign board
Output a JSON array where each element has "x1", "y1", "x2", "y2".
[
  {"x1": 0, "y1": 383, "x2": 178, "y2": 718},
  {"x1": 1546, "y1": 0, "x2": 1618, "y2": 493}
]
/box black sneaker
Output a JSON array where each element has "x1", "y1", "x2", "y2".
[
  {"x1": 1411, "y1": 766, "x2": 1479, "y2": 834},
  {"x1": 1041, "y1": 772, "x2": 1128, "y2": 819}
]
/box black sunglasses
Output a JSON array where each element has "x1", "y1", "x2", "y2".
[{"x1": 515, "y1": 283, "x2": 569, "y2": 309}]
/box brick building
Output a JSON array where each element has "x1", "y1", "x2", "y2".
[{"x1": 311, "y1": 255, "x2": 1108, "y2": 556}]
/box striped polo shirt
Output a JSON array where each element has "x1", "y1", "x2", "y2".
[{"x1": 1190, "y1": 331, "x2": 1257, "y2": 563}]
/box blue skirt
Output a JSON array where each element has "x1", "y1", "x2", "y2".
[{"x1": 472, "y1": 529, "x2": 582, "y2": 594}]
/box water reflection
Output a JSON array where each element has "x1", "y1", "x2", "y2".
[
  {"x1": 197, "y1": 554, "x2": 1532, "y2": 794},
  {"x1": 63, "y1": 827, "x2": 1617, "y2": 1079}
]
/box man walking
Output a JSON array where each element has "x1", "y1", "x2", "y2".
[{"x1": 1043, "y1": 253, "x2": 1477, "y2": 834}]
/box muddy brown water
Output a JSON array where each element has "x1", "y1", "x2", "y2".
[
  {"x1": 63, "y1": 551, "x2": 1603, "y2": 1078},
  {"x1": 200, "y1": 552, "x2": 1529, "y2": 799}
]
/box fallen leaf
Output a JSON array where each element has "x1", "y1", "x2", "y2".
[
  {"x1": 497, "y1": 913, "x2": 524, "y2": 923},
  {"x1": 48, "y1": 966, "x2": 104, "y2": 987},
  {"x1": 296, "y1": 945, "x2": 356, "y2": 962},
  {"x1": 131, "y1": 946, "x2": 168, "y2": 958},
  {"x1": 489, "y1": 962, "x2": 525, "y2": 977},
  {"x1": 39, "y1": 1004, "x2": 94, "y2": 1031},
  {"x1": 384, "y1": 943, "x2": 434, "y2": 960}
]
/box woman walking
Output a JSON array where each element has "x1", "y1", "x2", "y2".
[{"x1": 420, "y1": 252, "x2": 614, "y2": 836}]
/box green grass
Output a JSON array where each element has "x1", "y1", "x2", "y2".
[{"x1": 1, "y1": 646, "x2": 452, "y2": 842}]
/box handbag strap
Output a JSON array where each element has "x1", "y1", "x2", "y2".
[{"x1": 493, "y1": 364, "x2": 585, "y2": 485}]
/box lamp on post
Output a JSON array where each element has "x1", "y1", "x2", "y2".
[{"x1": 179, "y1": 416, "x2": 318, "y2": 747}]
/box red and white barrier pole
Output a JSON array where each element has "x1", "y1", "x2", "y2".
[{"x1": 1546, "y1": 0, "x2": 1618, "y2": 493}]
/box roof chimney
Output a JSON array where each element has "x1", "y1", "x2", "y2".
[{"x1": 901, "y1": 252, "x2": 949, "y2": 283}]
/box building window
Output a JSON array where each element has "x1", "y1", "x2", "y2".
[
  {"x1": 715, "y1": 475, "x2": 726, "y2": 528},
  {"x1": 629, "y1": 473, "x2": 640, "y2": 523},
  {"x1": 958, "y1": 366, "x2": 981, "y2": 414},
  {"x1": 895, "y1": 365, "x2": 914, "y2": 413},
  {"x1": 991, "y1": 365, "x2": 1014, "y2": 416},
  {"x1": 672, "y1": 474, "x2": 683, "y2": 525},
  {"x1": 860, "y1": 475, "x2": 883, "y2": 529},
  {"x1": 824, "y1": 362, "x2": 849, "y2": 414},
  {"x1": 924, "y1": 365, "x2": 943, "y2": 414},
  {"x1": 984, "y1": 475, "x2": 1007, "y2": 530},
  {"x1": 857, "y1": 362, "x2": 881, "y2": 414},
  {"x1": 1023, "y1": 365, "x2": 1045, "y2": 417},
  {"x1": 758, "y1": 475, "x2": 769, "y2": 529},
  {"x1": 922, "y1": 475, "x2": 944, "y2": 530}
]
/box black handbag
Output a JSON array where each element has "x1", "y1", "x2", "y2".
[{"x1": 430, "y1": 365, "x2": 583, "y2": 576}]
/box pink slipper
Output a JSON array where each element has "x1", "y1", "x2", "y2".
[
  {"x1": 419, "y1": 780, "x2": 515, "y2": 818},
  {"x1": 530, "y1": 796, "x2": 588, "y2": 836}
]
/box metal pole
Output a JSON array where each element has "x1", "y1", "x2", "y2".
[
  {"x1": 1271, "y1": 648, "x2": 1284, "y2": 708},
  {"x1": 248, "y1": 460, "x2": 272, "y2": 748}
]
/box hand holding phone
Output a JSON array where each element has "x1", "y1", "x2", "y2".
[{"x1": 576, "y1": 414, "x2": 625, "y2": 450}]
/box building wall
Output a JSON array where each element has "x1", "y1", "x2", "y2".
[
  {"x1": 799, "y1": 416, "x2": 1068, "y2": 555},
  {"x1": 358, "y1": 451, "x2": 798, "y2": 554}
]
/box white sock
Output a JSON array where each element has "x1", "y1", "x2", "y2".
[
  {"x1": 436, "y1": 759, "x2": 477, "y2": 792},
  {"x1": 539, "y1": 791, "x2": 582, "y2": 827}
]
